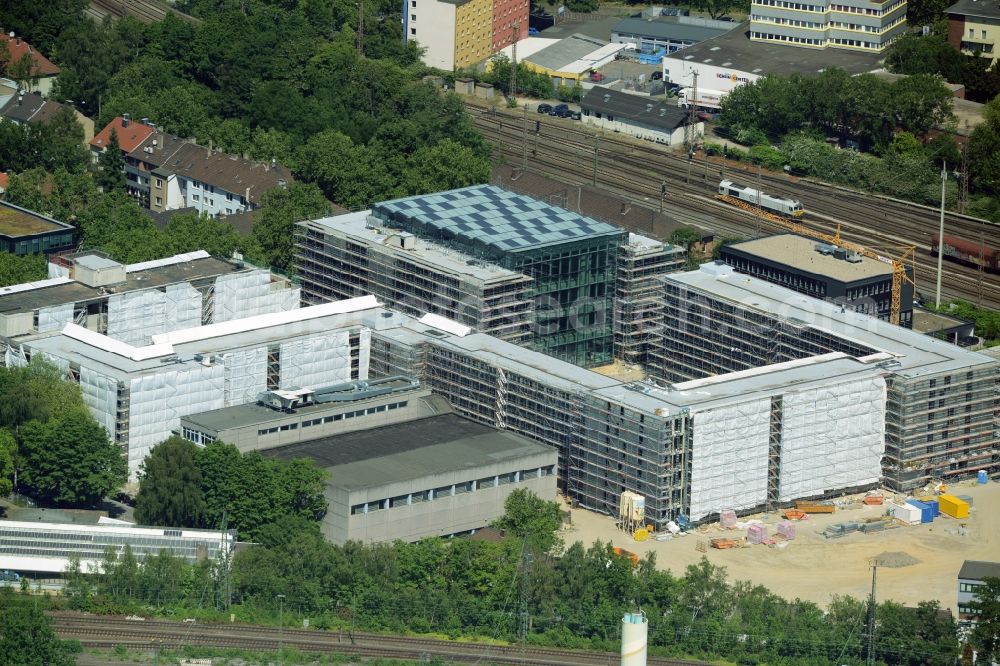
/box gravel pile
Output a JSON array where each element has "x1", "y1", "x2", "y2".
[{"x1": 874, "y1": 551, "x2": 921, "y2": 568}]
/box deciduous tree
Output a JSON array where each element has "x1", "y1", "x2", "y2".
[{"x1": 135, "y1": 436, "x2": 206, "y2": 528}]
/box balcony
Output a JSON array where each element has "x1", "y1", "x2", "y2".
[{"x1": 961, "y1": 37, "x2": 995, "y2": 54}]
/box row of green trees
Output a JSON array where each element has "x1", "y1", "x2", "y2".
[
  {"x1": 887, "y1": 33, "x2": 1000, "y2": 104},
  {"x1": 135, "y1": 437, "x2": 327, "y2": 541},
  {"x1": 720, "y1": 68, "x2": 955, "y2": 151},
  {"x1": 51, "y1": 488, "x2": 1000, "y2": 666},
  {"x1": 0, "y1": 361, "x2": 125, "y2": 506}
]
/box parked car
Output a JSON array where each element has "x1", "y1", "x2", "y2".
[
  {"x1": 589, "y1": 71, "x2": 605, "y2": 82},
  {"x1": 650, "y1": 71, "x2": 663, "y2": 81},
  {"x1": 536, "y1": 103, "x2": 553, "y2": 114},
  {"x1": 570, "y1": 111, "x2": 582, "y2": 120},
  {"x1": 550, "y1": 104, "x2": 571, "y2": 117}
]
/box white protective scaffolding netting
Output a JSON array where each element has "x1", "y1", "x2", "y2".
[
  {"x1": 357, "y1": 328, "x2": 371, "y2": 380},
  {"x1": 107, "y1": 286, "x2": 203, "y2": 347},
  {"x1": 4, "y1": 345, "x2": 27, "y2": 368},
  {"x1": 107, "y1": 290, "x2": 167, "y2": 347},
  {"x1": 221, "y1": 347, "x2": 268, "y2": 407},
  {"x1": 165, "y1": 283, "x2": 203, "y2": 332},
  {"x1": 127, "y1": 364, "x2": 225, "y2": 479},
  {"x1": 37, "y1": 303, "x2": 75, "y2": 333},
  {"x1": 689, "y1": 398, "x2": 771, "y2": 521},
  {"x1": 778, "y1": 375, "x2": 887, "y2": 501},
  {"x1": 278, "y1": 331, "x2": 351, "y2": 389},
  {"x1": 80, "y1": 366, "x2": 118, "y2": 437},
  {"x1": 212, "y1": 270, "x2": 300, "y2": 323}
]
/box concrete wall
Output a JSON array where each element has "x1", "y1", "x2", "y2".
[
  {"x1": 412, "y1": 1, "x2": 458, "y2": 70},
  {"x1": 323, "y1": 450, "x2": 557, "y2": 544}
]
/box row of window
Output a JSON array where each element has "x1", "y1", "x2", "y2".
[
  {"x1": 751, "y1": 31, "x2": 824, "y2": 45},
  {"x1": 350, "y1": 465, "x2": 555, "y2": 515},
  {"x1": 257, "y1": 401, "x2": 409, "y2": 436},
  {"x1": 181, "y1": 427, "x2": 216, "y2": 446},
  {"x1": 754, "y1": 0, "x2": 904, "y2": 16}
]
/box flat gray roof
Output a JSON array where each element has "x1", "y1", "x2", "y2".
[
  {"x1": 74, "y1": 254, "x2": 121, "y2": 270},
  {"x1": 263, "y1": 413, "x2": 555, "y2": 491},
  {"x1": 612, "y1": 16, "x2": 731, "y2": 43},
  {"x1": 959, "y1": 560, "x2": 1000, "y2": 581},
  {"x1": 0, "y1": 256, "x2": 243, "y2": 315},
  {"x1": 723, "y1": 234, "x2": 894, "y2": 282},
  {"x1": 947, "y1": 0, "x2": 1000, "y2": 20},
  {"x1": 528, "y1": 33, "x2": 614, "y2": 70},
  {"x1": 183, "y1": 379, "x2": 426, "y2": 432},
  {"x1": 300, "y1": 212, "x2": 527, "y2": 284},
  {"x1": 373, "y1": 185, "x2": 624, "y2": 254},
  {"x1": 666, "y1": 263, "x2": 999, "y2": 379},
  {"x1": 664, "y1": 23, "x2": 885, "y2": 76}
]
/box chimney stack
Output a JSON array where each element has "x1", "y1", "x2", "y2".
[
  {"x1": 621, "y1": 612, "x2": 647, "y2": 666},
  {"x1": 207, "y1": 139, "x2": 213, "y2": 157},
  {"x1": 122, "y1": 113, "x2": 130, "y2": 128}
]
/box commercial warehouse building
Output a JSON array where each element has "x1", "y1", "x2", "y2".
[
  {"x1": 611, "y1": 15, "x2": 735, "y2": 53},
  {"x1": 662, "y1": 23, "x2": 885, "y2": 109},
  {"x1": 299, "y1": 185, "x2": 627, "y2": 367},
  {"x1": 0, "y1": 520, "x2": 236, "y2": 576},
  {"x1": 650, "y1": 262, "x2": 999, "y2": 493},
  {"x1": 720, "y1": 234, "x2": 914, "y2": 327},
  {"x1": 493, "y1": 34, "x2": 627, "y2": 85},
  {"x1": 580, "y1": 87, "x2": 702, "y2": 147},
  {"x1": 263, "y1": 409, "x2": 556, "y2": 544}
]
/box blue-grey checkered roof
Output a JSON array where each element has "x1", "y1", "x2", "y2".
[{"x1": 372, "y1": 185, "x2": 622, "y2": 253}]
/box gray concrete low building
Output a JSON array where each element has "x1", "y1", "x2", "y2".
[
  {"x1": 263, "y1": 412, "x2": 557, "y2": 544},
  {"x1": 580, "y1": 87, "x2": 702, "y2": 146},
  {"x1": 179, "y1": 376, "x2": 428, "y2": 452},
  {"x1": 611, "y1": 15, "x2": 735, "y2": 53},
  {"x1": 958, "y1": 560, "x2": 1000, "y2": 619}
]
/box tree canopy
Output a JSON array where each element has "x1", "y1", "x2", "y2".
[
  {"x1": 969, "y1": 576, "x2": 1000, "y2": 662},
  {"x1": 0, "y1": 588, "x2": 79, "y2": 666}
]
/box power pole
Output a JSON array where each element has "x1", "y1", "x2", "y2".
[
  {"x1": 685, "y1": 70, "x2": 699, "y2": 151},
  {"x1": 356, "y1": 2, "x2": 364, "y2": 56},
  {"x1": 959, "y1": 140, "x2": 969, "y2": 214},
  {"x1": 866, "y1": 565, "x2": 878, "y2": 666},
  {"x1": 935, "y1": 161, "x2": 946, "y2": 308},
  {"x1": 593, "y1": 135, "x2": 600, "y2": 186},
  {"x1": 509, "y1": 23, "x2": 518, "y2": 100},
  {"x1": 755, "y1": 162, "x2": 763, "y2": 235},
  {"x1": 521, "y1": 104, "x2": 528, "y2": 170}
]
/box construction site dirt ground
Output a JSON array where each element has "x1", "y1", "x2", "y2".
[{"x1": 560, "y1": 481, "x2": 1000, "y2": 612}]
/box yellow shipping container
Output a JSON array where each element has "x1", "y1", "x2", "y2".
[{"x1": 938, "y1": 493, "x2": 969, "y2": 519}]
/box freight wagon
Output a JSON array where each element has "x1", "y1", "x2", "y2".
[{"x1": 931, "y1": 234, "x2": 1000, "y2": 273}]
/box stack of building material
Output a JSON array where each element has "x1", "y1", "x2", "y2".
[
  {"x1": 720, "y1": 510, "x2": 737, "y2": 528},
  {"x1": 860, "y1": 520, "x2": 886, "y2": 534},
  {"x1": 710, "y1": 537, "x2": 738, "y2": 549},
  {"x1": 938, "y1": 494, "x2": 970, "y2": 519},
  {"x1": 775, "y1": 521, "x2": 795, "y2": 540},
  {"x1": 747, "y1": 524, "x2": 768, "y2": 544}
]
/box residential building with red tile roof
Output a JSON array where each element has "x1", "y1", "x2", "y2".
[
  {"x1": 0, "y1": 33, "x2": 60, "y2": 96},
  {"x1": 89, "y1": 114, "x2": 155, "y2": 159}
]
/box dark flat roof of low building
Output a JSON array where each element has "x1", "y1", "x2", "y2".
[
  {"x1": 947, "y1": 0, "x2": 1000, "y2": 19},
  {"x1": 613, "y1": 16, "x2": 731, "y2": 43},
  {"x1": 264, "y1": 412, "x2": 555, "y2": 491},
  {"x1": 0, "y1": 256, "x2": 242, "y2": 315},
  {"x1": 959, "y1": 560, "x2": 1000, "y2": 581},
  {"x1": 581, "y1": 87, "x2": 689, "y2": 131},
  {"x1": 0, "y1": 202, "x2": 73, "y2": 238},
  {"x1": 664, "y1": 24, "x2": 884, "y2": 76}
]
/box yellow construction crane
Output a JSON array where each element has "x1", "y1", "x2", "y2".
[{"x1": 717, "y1": 193, "x2": 916, "y2": 326}]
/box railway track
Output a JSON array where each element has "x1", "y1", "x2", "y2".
[
  {"x1": 468, "y1": 101, "x2": 1000, "y2": 310},
  {"x1": 50, "y1": 613, "x2": 708, "y2": 665},
  {"x1": 88, "y1": 0, "x2": 200, "y2": 24}
]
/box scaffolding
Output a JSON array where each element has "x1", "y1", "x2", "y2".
[
  {"x1": 615, "y1": 235, "x2": 685, "y2": 366},
  {"x1": 296, "y1": 221, "x2": 535, "y2": 345}
]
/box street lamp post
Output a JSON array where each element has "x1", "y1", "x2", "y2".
[{"x1": 277, "y1": 594, "x2": 286, "y2": 666}]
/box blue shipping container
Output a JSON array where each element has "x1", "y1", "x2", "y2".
[
  {"x1": 925, "y1": 499, "x2": 939, "y2": 518},
  {"x1": 906, "y1": 499, "x2": 934, "y2": 524}
]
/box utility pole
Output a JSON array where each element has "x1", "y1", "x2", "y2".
[
  {"x1": 660, "y1": 181, "x2": 667, "y2": 214},
  {"x1": 959, "y1": 140, "x2": 969, "y2": 214},
  {"x1": 593, "y1": 135, "x2": 600, "y2": 186},
  {"x1": 522, "y1": 104, "x2": 528, "y2": 170},
  {"x1": 935, "y1": 161, "x2": 946, "y2": 308},
  {"x1": 866, "y1": 565, "x2": 878, "y2": 666},
  {"x1": 356, "y1": 2, "x2": 364, "y2": 56},
  {"x1": 685, "y1": 70, "x2": 699, "y2": 151},
  {"x1": 277, "y1": 594, "x2": 286, "y2": 666},
  {"x1": 509, "y1": 23, "x2": 518, "y2": 101},
  {"x1": 755, "y1": 162, "x2": 763, "y2": 235}
]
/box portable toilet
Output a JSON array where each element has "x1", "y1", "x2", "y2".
[
  {"x1": 938, "y1": 493, "x2": 969, "y2": 519},
  {"x1": 906, "y1": 499, "x2": 933, "y2": 524},
  {"x1": 978, "y1": 470, "x2": 989, "y2": 484}
]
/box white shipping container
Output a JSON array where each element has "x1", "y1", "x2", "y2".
[{"x1": 888, "y1": 502, "x2": 921, "y2": 525}]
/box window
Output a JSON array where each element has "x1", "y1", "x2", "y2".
[
  {"x1": 970, "y1": 28, "x2": 975, "y2": 38},
  {"x1": 155, "y1": 196, "x2": 162, "y2": 205},
  {"x1": 411, "y1": 13, "x2": 416, "y2": 20},
  {"x1": 155, "y1": 178, "x2": 162, "y2": 188},
  {"x1": 193, "y1": 194, "x2": 200, "y2": 202},
  {"x1": 960, "y1": 582, "x2": 980, "y2": 593},
  {"x1": 410, "y1": 27, "x2": 416, "y2": 35}
]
